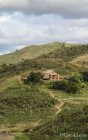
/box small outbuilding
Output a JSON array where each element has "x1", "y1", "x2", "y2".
[{"x1": 43, "y1": 70, "x2": 64, "y2": 81}]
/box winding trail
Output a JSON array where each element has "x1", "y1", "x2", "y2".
[
  {"x1": 49, "y1": 92, "x2": 64, "y2": 115},
  {"x1": 49, "y1": 91, "x2": 88, "y2": 115},
  {"x1": 55, "y1": 101, "x2": 64, "y2": 115}
]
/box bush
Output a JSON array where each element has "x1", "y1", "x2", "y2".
[
  {"x1": 82, "y1": 71, "x2": 88, "y2": 82},
  {"x1": 25, "y1": 72, "x2": 42, "y2": 84},
  {"x1": 83, "y1": 105, "x2": 88, "y2": 115},
  {"x1": 66, "y1": 81, "x2": 80, "y2": 93},
  {"x1": 52, "y1": 73, "x2": 84, "y2": 94},
  {"x1": 51, "y1": 80, "x2": 68, "y2": 90}
]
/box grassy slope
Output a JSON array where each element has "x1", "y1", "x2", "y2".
[
  {"x1": 39, "y1": 44, "x2": 88, "y2": 62},
  {"x1": 0, "y1": 42, "x2": 85, "y2": 65},
  {"x1": 0, "y1": 42, "x2": 88, "y2": 139},
  {"x1": 0, "y1": 77, "x2": 88, "y2": 126},
  {"x1": 29, "y1": 44, "x2": 88, "y2": 74},
  {"x1": 0, "y1": 81, "x2": 56, "y2": 128},
  {"x1": 0, "y1": 43, "x2": 88, "y2": 80},
  {"x1": 0, "y1": 42, "x2": 63, "y2": 65},
  {"x1": 0, "y1": 72, "x2": 87, "y2": 140},
  {"x1": 70, "y1": 54, "x2": 88, "y2": 68},
  {"x1": 0, "y1": 42, "x2": 88, "y2": 73},
  {"x1": 29, "y1": 104, "x2": 88, "y2": 140}
]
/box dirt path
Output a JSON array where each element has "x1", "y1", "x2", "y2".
[
  {"x1": 49, "y1": 92, "x2": 64, "y2": 115},
  {"x1": 49, "y1": 91, "x2": 88, "y2": 101},
  {"x1": 49, "y1": 91, "x2": 88, "y2": 115},
  {"x1": 55, "y1": 101, "x2": 64, "y2": 115},
  {"x1": 0, "y1": 133, "x2": 14, "y2": 140}
]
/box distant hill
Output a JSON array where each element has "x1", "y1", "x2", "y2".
[
  {"x1": 33, "y1": 43, "x2": 88, "y2": 73},
  {"x1": 0, "y1": 42, "x2": 64, "y2": 65},
  {"x1": 0, "y1": 43, "x2": 88, "y2": 79},
  {"x1": 0, "y1": 42, "x2": 82, "y2": 65}
]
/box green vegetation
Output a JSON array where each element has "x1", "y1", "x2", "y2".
[
  {"x1": 0, "y1": 43, "x2": 88, "y2": 79},
  {"x1": 0, "y1": 42, "x2": 63, "y2": 65},
  {"x1": 29, "y1": 105, "x2": 88, "y2": 140},
  {"x1": 0, "y1": 83, "x2": 56, "y2": 125},
  {"x1": 0, "y1": 42, "x2": 88, "y2": 140},
  {"x1": 51, "y1": 73, "x2": 85, "y2": 94},
  {"x1": 82, "y1": 71, "x2": 88, "y2": 82},
  {"x1": 14, "y1": 134, "x2": 29, "y2": 140},
  {"x1": 0, "y1": 74, "x2": 88, "y2": 139},
  {"x1": 0, "y1": 42, "x2": 87, "y2": 66},
  {"x1": 25, "y1": 72, "x2": 42, "y2": 84}
]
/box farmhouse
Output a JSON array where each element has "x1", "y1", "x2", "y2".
[{"x1": 43, "y1": 70, "x2": 64, "y2": 81}]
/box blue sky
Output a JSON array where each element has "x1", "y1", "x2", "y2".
[{"x1": 0, "y1": 0, "x2": 88, "y2": 54}]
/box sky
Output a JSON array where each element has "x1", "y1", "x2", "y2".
[{"x1": 0, "y1": 0, "x2": 88, "y2": 54}]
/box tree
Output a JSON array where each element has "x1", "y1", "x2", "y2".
[
  {"x1": 51, "y1": 73, "x2": 84, "y2": 94},
  {"x1": 51, "y1": 80, "x2": 68, "y2": 90},
  {"x1": 66, "y1": 73, "x2": 84, "y2": 93},
  {"x1": 26, "y1": 72, "x2": 42, "y2": 84}
]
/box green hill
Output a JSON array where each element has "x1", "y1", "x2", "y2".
[
  {"x1": 0, "y1": 42, "x2": 63, "y2": 65},
  {"x1": 0, "y1": 42, "x2": 83, "y2": 65},
  {"x1": 0, "y1": 42, "x2": 88, "y2": 140},
  {"x1": 0, "y1": 43, "x2": 88, "y2": 79},
  {"x1": 0, "y1": 42, "x2": 88, "y2": 72}
]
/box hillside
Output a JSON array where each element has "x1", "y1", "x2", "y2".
[
  {"x1": 0, "y1": 42, "x2": 88, "y2": 140},
  {"x1": 29, "y1": 104, "x2": 88, "y2": 140},
  {"x1": 71, "y1": 54, "x2": 88, "y2": 68},
  {"x1": 0, "y1": 42, "x2": 83, "y2": 65},
  {"x1": 0, "y1": 43, "x2": 88, "y2": 80},
  {"x1": 0, "y1": 83, "x2": 56, "y2": 126},
  {"x1": 0, "y1": 42, "x2": 63, "y2": 65},
  {"x1": 0, "y1": 42, "x2": 88, "y2": 73},
  {"x1": 0, "y1": 74, "x2": 88, "y2": 140},
  {"x1": 37, "y1": 43, "x2": 88, "y2": 72}
]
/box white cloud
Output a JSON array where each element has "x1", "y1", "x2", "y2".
[
  {"x1": 0, "y1": 1, "x2": 88, "y2": 54},
  {"x1": 0, "y1": 12, "x2": 88, "y2": 51},
  {"x1": 0, "y1": 14, "x2": 12, "y2": 22}
]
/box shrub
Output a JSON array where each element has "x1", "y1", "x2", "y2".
[
  {"x1": 51, "y1": 80, "x2": 68, "y2": 90},
  {"x1": 26, "y1": 72, "x2": 42, "y2": 84},
  {"x1": 51, "y1": 73, "x2": 84, "y2": 94},
  {"x1": 83, "y1": 105, "x2": 88, "y2": 115},
  {"x1": 82, "y1": 71, "x2": 88, "y2": 82},
  {"x1": 66, "y1": 81, "x2": 80, "y2": 93}
]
